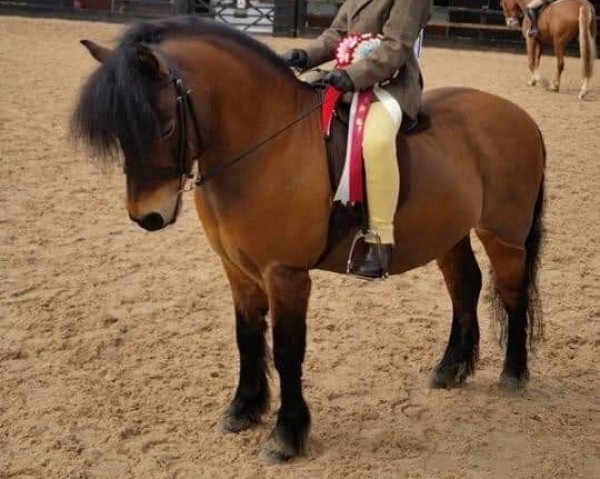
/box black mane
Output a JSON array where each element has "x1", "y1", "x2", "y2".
[
  {"x1": 122, "y1": 16, "x2": 295, "y2": 78},
  {"x1": 71, "y1": 16, "x2": 299, "y2": 163}
]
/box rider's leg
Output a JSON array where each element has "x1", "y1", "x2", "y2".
[
  {"x1": 355, "y1": 101, "x2": 401, "y2": 278},
  {"x1": 526, "y1": 0, "x2": 546, "y2": 37}
]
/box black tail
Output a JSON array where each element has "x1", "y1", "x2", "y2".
[
  {"x1": 524, "y1": 155, "x2": 545, "y2": 347},
  {"x1": 490, "y1": 130, "x2": 545, "y2": 349}
]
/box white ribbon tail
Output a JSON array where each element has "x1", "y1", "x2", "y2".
[{"x1": 333, "y1": 92, "x2": 360, "y2": 204}]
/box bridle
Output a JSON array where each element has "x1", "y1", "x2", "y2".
[
  {"x1": 154, "y1": 66, "x2": 202, "y2": 194},
  {"x1": 157, "y1": 65, "x2": 322, "y2": 193}
]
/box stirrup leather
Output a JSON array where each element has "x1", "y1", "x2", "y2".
[
  {"x1": 346, "y1": 229, "x2": 390, "y2": 280},
  {"x1": 527, "y1": 8, "x2": 539, "y2": 37}
]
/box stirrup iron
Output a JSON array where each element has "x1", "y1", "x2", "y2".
[{"x1": 346, "y1": 229, "x2": 390, "y2": 280}]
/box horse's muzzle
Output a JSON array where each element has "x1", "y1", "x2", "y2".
[{"x1": 132, "y1": 212, "x2": 165, "y2": 231}]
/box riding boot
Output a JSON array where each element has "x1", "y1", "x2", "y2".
[
  {"x1": 526, "y1": 8, "x2": 539, "y2": 37},
  {"x1": 353, "y1": 244, "x2": 393, "y2": 279}
]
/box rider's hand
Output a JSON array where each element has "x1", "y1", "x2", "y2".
[
  {"x1": 324, "y1": 69, "x2": 354, "y2": 92},
  {"x1": 281, "y1": 49, "x2": 308, "y2": 69}
]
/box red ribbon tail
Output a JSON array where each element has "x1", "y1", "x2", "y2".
[
  {"x1": 349, "y1": 90, "x2": 373, "y2": 203},
  {"x1": 321, "y1": 86, "x2": 344, "y2": 138}
]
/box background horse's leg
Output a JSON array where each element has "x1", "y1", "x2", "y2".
[
  {"x1": 577, "y1": 2, "x2": 596, "y2": 100},
  {"x1": 527, "y1": 38, "x2": 544, "y2": 86},
  {"x1": 550, "y1": 38, "x2": 566, "y2": 91},
  {"x1": 261, "y1": 265, "x2": 311, "y2": 463},
  {"x1": 430, "y1": 235, "x2": 482, "y2": 389},
  {"x1": 219, "y1": 261, "x2": 270, "y2": 433}
]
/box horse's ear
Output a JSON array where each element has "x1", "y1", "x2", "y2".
[
  {"x1": 136, "y1": 45, "x2": 170, "y2": 79},
  {"x1": 80, "y1": 39, "x2": 113, "y2": 63}
]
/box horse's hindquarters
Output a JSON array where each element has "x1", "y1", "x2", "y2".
[
  {"x1": 417, "y1": 88, "x2": 544, "y2": 249},
  {"x1": 318, "y1": 88, "x2": 545, "y2": 276}
]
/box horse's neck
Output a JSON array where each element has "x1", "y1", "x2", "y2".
[
  {"x1": 215, "y1": 65, "x2": 316, "y2": 147},
  {"x1": 195, "y1": 46, "x2": 319, "y2": 167},
  {"x1": 194, "y1": 58, "x2": 329, "y2": 228},
  {"x1": 177, "y1": 40, "x2": 323, "y2": 191}
]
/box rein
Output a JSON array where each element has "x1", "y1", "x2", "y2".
[{"x1": 163, "y1": 67, "x2": 322, "y2": 192}]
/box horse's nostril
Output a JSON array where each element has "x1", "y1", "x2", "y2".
[{"x1": 138, "y1": 212, "x2": 164, "y2": 231}]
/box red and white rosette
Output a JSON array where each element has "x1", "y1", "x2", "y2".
[{"x1": 335, "y1": 33, "x2": 383, "y2": 68}]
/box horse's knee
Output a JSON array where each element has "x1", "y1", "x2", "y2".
[
  {"x1": 224, "y1": 260, "x2": 268, "y2": 316},
  {"x1": 264, "y1": 265, "x2": 311, "y2": 309}
]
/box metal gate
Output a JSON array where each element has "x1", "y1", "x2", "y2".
[
  {"x1": 186, "y1": 1, "x2": 300, "y2": 36},
  {"x1": 0, "y1": 0, "x2": 286, "y2": 33},
  {"x1": 190, "y1": 0, "x2": 277, "y2": 34},
  {"x1": 2, "y1": 0, "x2": 598, "y2": 47}
]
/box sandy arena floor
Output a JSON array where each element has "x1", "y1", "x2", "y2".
[{"x1": 1, "y1": 16, "x2": 599, "y2": 479}]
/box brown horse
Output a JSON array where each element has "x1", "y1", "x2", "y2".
[
  {"x1": 500, "y1": 0, "x2": 597, "y2": 99},
  {"x1": 71, "y1": 17, "x2": 545, "y2": 462}
]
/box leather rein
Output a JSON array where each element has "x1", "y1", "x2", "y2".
[{"x1": 161, "y1": 67, "x2": 322, "y2": 192}]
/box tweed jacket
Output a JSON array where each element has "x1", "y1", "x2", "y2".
[{"x1": 304, "y1": 0, "x2": 432, "y2": 118}]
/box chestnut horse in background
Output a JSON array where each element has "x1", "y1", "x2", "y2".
[
  {"x1": 501, "y1": 0, "x2": 597, "y2": 99},
  {"x1": 72, "y1": 17, "x2": 546, "y2": 463}
]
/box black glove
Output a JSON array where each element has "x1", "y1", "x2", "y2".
[
  {"x1": 324, "y1": 69, "x2": 354, "y2": 92},
  {"x1": 281, "y1": 49, "x2": 308, "y2": 69}
]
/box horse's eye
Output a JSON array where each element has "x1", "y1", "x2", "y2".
[{"x1": 159, "y1": 120, "x2": 175, "y2": 140}]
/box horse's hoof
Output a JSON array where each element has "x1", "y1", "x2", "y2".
[
  {"x1": 428, "y1": 369, "x2": 465, "y2": 389},
  {"x1": 499, "y1": 370, "x2": 529, "y2": 391},
  {"x1": 217, "y1": 410, "x2": 259, "y2": 433},
  {"x1": 577, "y1": 91, "x2": 588, "y2": 100},
  {"x1": 548, "y1": 84, "x2": 559, "y2": 92},
  {"x1": 527, "y1": 79, "x2": 537, "y2": 87},
  {"x1": 259, "y1": 436, "x2": 298, "y2": 464},
  {"x1": 429, "y1": 362, "x2": 471, "y2": 389}
]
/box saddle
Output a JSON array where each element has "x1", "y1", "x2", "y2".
[{"x1": 315, "y1": 85, "x2": 430, "y2": 264}]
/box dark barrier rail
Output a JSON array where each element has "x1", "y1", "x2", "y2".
[{"x1": 1, "y1": 0, "x2": 598, "y2": 49}]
